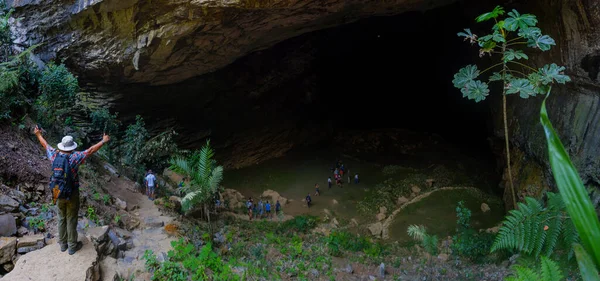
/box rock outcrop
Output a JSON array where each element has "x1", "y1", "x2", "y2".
[
  {"x1": 8, "y1": 0, "x2": 453, "y2": 86},
  {"x1": 4, "y1": 237, "x2": 100, "y2": 281}
]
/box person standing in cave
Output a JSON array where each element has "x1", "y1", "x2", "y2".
[
  {"x1": 34, "y1": 125, "x2": 110, "y2": 255},
  {"x1": 258, "y1": 199, "x2": 264, "y2": 219},
  {"x1": 355, "y1": 173, "x2": 359, "y2": 184},
  {"x1": 265, "y1": 201, "x2": 272, "y2": 219},
  {"x1": 247, "y1": 197, "x2": 254, "y2": 220},
  {"x1": 145, "y1": 170, "x2": 158, "y2": 201},
  {"x1": 306, "y1": 193, "x2": 312, "y2": 208},
  {"x1": 275, "y1": 200, "x2": 281, "y2": 216},
  {"x1": 314, "y1": 183, "x2": 320, "y2": 196},
  {"x1": 328, "y1": 177, "x2": 332, "y2": 189}
]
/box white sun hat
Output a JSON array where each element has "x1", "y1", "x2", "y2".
[{"x1": 57, "y1": 136, "x2": 78, "y2": 151}]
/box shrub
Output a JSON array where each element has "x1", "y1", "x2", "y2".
[
  {"x1": 452, "y1": 201, "x2": 494, "y2": 262},
  {"x1": 123, "y1": 115, "x2": 149, "y2": 167},
  {"x1": 36, "y1": 62, "x2": 79, "y2": 126},
  {"x1": 407, "y1": 225, "x2": 439, "y2": 255},
  {"x1": 277, "y1": 215, "x2": 318, "y2": 234},
  {"x1": 326, "y1": 230, "x2": 380, "y2": 257}
]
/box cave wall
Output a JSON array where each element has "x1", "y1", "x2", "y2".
[
  {"x1": 495, "y1": 0, "x2": 600, "y2": 209},
  {"x1": 7, "y1": 0, "x2": 454, "y2": 86}
]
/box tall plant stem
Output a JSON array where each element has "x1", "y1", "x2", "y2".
[{"x1": 502, "y1": 42, "x2": 518, "y2": 210}]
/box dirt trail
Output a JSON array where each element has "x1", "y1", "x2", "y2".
[{"x1": 100, "y1": 175, "x2": 176, "y2": 280}]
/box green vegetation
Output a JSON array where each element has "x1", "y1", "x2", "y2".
[
  {"x1": 407, "y1": 225, "x2": 438, "y2": 255},
  {"x1": 452, "y1": 201, "x2": 495, "y2": 262},
  {"x1": 35, "y1": 62, "x2": 79, "y2": 126},
  {"x1": 507, "y1": 256, "x2": 564, "y2": 281},
  {"x1": 491, "y1": 192, "x2": 578, "y2": 260},
  {"x1": 28, "y1": 216, "x2": 45, "y2": 232},
  {"x1": 169, "y1": 140, "x2": 223, "y2": 215},
  {"x1": 86, "y1": 206, "x2": 98, "y2": 224},
  {"x1": 123, "y1": 115, "x2": 149, "y2": 167},
  {"x1": 454, "y1": 6, "x2": 570, "y2": 208},
  {"x1": 540, "y1": 92, "x2": 600, "y2": 279}
]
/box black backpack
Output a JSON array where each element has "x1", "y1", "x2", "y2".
[{"x1": 49, "y1": 153, "x2": 74, "y2": 200}]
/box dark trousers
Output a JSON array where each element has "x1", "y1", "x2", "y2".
[{"x1": 57, "y1": 189, "x2": 79, "y2": 250}]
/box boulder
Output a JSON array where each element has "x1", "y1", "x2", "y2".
[
  {"x1": 222, "y1": 189, "x2": 245, "y2": 210},
  {"x1": 115, "y1": 198, "x2": 127, "y2": 211},
  {"x1": 99, "y1": 256, "x2": 118, "y2": 281},
  {"x1": 342, "y1": 264, "x2": 353, "y2": 274},
  {"x1": 261, "y1": 189, "x2": 288, "y2": 205},
  {"x1": 379, "y1": 263, "x2": 385, "y2": 278},
  {"x1": 86, "y1": 226, "x2": 109, "y2": 243},
  {"x1": 4, "y1": 237, "x2": 100, "y2": 281},
  {"x1": 481, "y1": 203, "x2": 491, "y2": 213},
  {"x1": 17, "y1": 234, "x2": 44, "y2": 248},
  {"x1": 168, "y1": 196, "x2": 182, "y2": 210},
  {"x1": 379, "y1": 206, "x2": 387, "y2": 216},
  {"x1": 113, "y1": 228, "x2": 133, "y2": 239},
  {"x1": 332, "y1": 199, "x2": 339, "y2": 205},
  {"x1": 350, "y1": 218, "x2": 359, "y2": 227},
  {"x1": 368, "y1": 222, "x2": 383, "y2": 237},
  {"x1": 0, "y1": 214, "x2": 17, "y2": 237},
  {"x1": 0, "y1": 237, "x2": 17, "y2": 264},
  {"x1": 397, "y1": 196, "x2": 409, "y2": 205},
  {"x1": 376, "y1": 213, "x2": 386, "y2": 222},
  {"x1": 3, "y1": 261, "x2": 14, "y2": 272},
  {"x1": 410, "y1": 185, "x2": 421, "y2": 194},
  {"x1": 36, "y1": 184, "x2": 45, "y2": 193},
  {"x1": 332, "y1": 218, "x2": 339, "y2": 226},
  {"x1": 437, "y1": 253, "x2": 449, "y2": 262},
  {"x1": 425, "y1": 179, "x2": 435, "y2": 188},
  {"x1": 17, "y1": 227, "x2": 28, "y2": 236},
  {"x1": 7, "y1": 190, "x2": 25, "y2": 204},
  {"x1": 0, "y1": 195, "x2": 19, "y2": 214}
]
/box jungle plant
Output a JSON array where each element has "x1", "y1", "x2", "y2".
[
  {"x1": 87, "y1": 206, "x2": 98, "y2": 224},
  {"x1": 506, "y1": 256, "x2": 564, "y2": 281},
  {"x1": 407, "y1": 225, "x2": 439, "y2": 255},
  {"x1": 36, "y1": 62, "x2": 79, "y2": 126},
  {"x1": 453, "y1": 6, "x2": 571, "y2": 209},
  {"x1": 103, "y1": 194, "x2": 111, "y2": 205},
  {"x1": 452, "y1": 201, "x2": 495, "y2": 262},
  {"x1": 169, "y1": 140, "x2": 223, "y2": 221},
  {"x1": 114, "y1": 214, "x2": 121, "y2": 225},
  {"x1": 539, "y1": 91, "x2": 600, "y2": 279},
  {"x1": 123, "y1": 115, "x2": 149, "y2": 167},
  {"x1": 28, "y1": 216, "x2": 45, "y2": 232},
  {"x1": 491, "y1": 192, "x2": 578, "y2": 260}
]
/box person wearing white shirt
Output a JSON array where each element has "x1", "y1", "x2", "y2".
[{"x1": 145, "y1": 170, "x2": 158, "y2": 201}]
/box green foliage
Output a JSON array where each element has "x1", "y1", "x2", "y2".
[
  {"x1": 114, "y1": 214, "x2": 121, "y2": 225},
  {"x1": 278, "y1": 215, "x2": 318, "y2": 234},
  {"x1": 144, "y1": 239, "x2": 240, "y2": 281},
  {"x1": 123, "y1": 115, "x2": 149, "y2": 166},
  {"x1": 454, "y1": 6, "x2": 570, "y2": 102},
  {"x1": 540, "y1": 92, "x2": 600, "y2": 278},
  {"x1": 28, "y1": 216, "x2": 45, "y2": 232},
  {"x1": 103, "y1": 194, "x2": 111, "y2": 205},
  {"x1": 169, "y1": 140, "x2": 223, "y2": 212},
  {"x1": 491, "y1": 192, "x2": 578, "y2": 260},
  {"x1": 35, "y1": 62, "x2": 79, "y2": 126},
  {"x1": 90, "y1": 108, "x2": 120, "y2": 134},
  {"x1": 87, "y1": 206, "x2": 98, "y2": 224},
  {"x1": 326, "y1": 230, "x2": 382, "y2": 258},
  {"x1": 452, "y1": 201, "x2": 494, "y2": 262},
  {"x1": 506, "y1": 256, "x2": 564, "y2": 281},
  {"x1": 407, "y1": 225, "x2": 439, "y2": 255},
  {"x1": 138, "y1": 129, "x2": 179, "y2": 169}
]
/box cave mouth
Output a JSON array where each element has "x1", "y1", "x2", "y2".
[{"x1": 113, "y1": 1, "x2": 503, "y2": 193}]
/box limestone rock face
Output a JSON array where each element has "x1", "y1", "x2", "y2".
[
  {"x1": 8, "y1": 0, "x2": 453, "y2": 86},
  {"x1": 4, "y1": 237, "x2": 100, "y2": 281}
]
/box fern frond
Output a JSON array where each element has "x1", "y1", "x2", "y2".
[
  {"x1": 197, "y1": 140, "x2": 214, "y2": 184},
  {"x1": 169, "y1": 156, "x2": 195, "y2": 179},
  {"x1": 540, "y1": 256, "x2": 563, "y2": 281},
  {"x1": 182, "y1": 190, "x2": 202, "y2": 211},
  {"x1": 407, "y1": 225, "x2": 426, "y2": 241},
  {"x1": 492, "y1": 193, "x2": 577, "y2": 260},
  {"x1": 508, "y1": 266, "x2": 540, "y2": 281}
]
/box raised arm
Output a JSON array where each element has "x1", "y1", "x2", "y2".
[
  {"x1": 86, "y1": 134, "x2": 110, "y2": 155},
  {"x1": 33, "y1": 125, "x2": 49, "y2": 150}
]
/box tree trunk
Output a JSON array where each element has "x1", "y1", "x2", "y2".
[{"x1": 501, "y1": 41, "x2": 518, "y2": 210}]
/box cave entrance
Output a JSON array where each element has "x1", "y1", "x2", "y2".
[{"x1": 113, "y1": 1, "x2": 507, "y2": 241}]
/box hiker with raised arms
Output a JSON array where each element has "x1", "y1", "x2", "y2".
[{"x1": 34, "y1": 125, "x2": 110, "y2": 255}]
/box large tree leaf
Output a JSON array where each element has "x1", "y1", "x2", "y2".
[
  {"x1": 540, "y1": 91, "x2": 600, "y2": 269},
  {"x1": 476, "y1": 6, "x2": 505, "y2": 22},
  {"x1": 507, "y1": 78, "x2": 536, "y2": 98},
  {"x1": 535, "y1": 35, "x2": 556, "y2": 51},
  {"x1": 539, "y1": 64, "x2": 571, "y2": 85},
  {"x1": 504, "y1": 49, "x2": 528, "y2": 62},
  {"x1": 452, "y1": 65, "x2": 479, "y2": 89},
  {"x1": 461, "y1": 80, "x2": 489, "y2": 102},
  {"x1": 574, "y1": 244, "x2": 600, "y2": 281},
  {"x1": 505, "y1": 9, "x2": 538, "y2": 31},
  {"x1": 457, "y1": 28, "x2": 477, "y2": 43}
]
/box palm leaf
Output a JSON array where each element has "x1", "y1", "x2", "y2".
[{"x1": 208, "y1": 166, "x2": 223, "y2": 193}]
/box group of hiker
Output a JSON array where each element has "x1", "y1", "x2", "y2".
[
  {"x1": 246, "y1": 197, "x2": 281, "y2": 220},
  {"x1": 308, "y1": 159, "x2": 360, "y2": 207}
]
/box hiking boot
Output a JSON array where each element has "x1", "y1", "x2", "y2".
[
  {"x1": 68, "y1": 241, "x2": 83, "y2": 255},
  {"x1": 60, "y1": 243, "x2": 68, "y2": 252}
]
